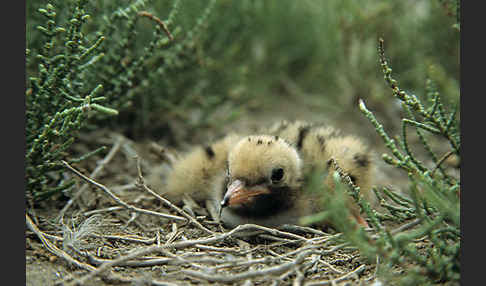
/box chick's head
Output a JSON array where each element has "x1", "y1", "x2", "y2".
[{"x1": 221, "y1": 135, "x2": 303, "y2": 217}]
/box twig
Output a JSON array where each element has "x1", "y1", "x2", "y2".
[
  {"x1": 267, "y1": 248, "x2": 289, "y2": 260},
  {"x1": 194, "y1": 244, "x2": 249, "y2": 254},
  {"x1": 278, "y1": 269, "x2": 298, "y2": 283},
  {"x1": 244, "y1": 241, "x2": 256, "y2": 286},
  {"x1": 125, "y1": 212, "x2": 139, "y2": 227},
  {"x1": 92, "y1": 233, "x2": 157, "y2": 245},
  {"x1": 89, "y1": 255, "x2": 173, "y2": 267},
  {"x1": 370, "y1": 218, "x2": 422, "y2": 240},
  {"x1": 83, "y1": 206, "x2": 124, "y2": 216},
  {"x1": 318, "y1": 259, "x2": 345, "y2": 275},
  {"x1": 279, "y1": 224, "x2": 329, "y2": 236},
  {"x1": 138, "y1": 11, "x2": 174, "y2": 41},
  {"x1": 234, "y1": 223, "x2": 311, "y2": 242},
  {"x1": 165, "y1": 222, "x2": 180, "y2": 244},
  {"x1": 180, "y1": 242, "x2": 351, "y2": 283},
  {"x1": 58, "y1": 136, "x2": 123, "y2": 220},
  {"x1": 431, "y1": 150, "x2": 455, "y2": 176},
  {"x1": 27, "y1": 214, "x2": 134, "y2": 286},
  {"x1": 26, "y1": 213, "x2": 96, "y2": 272},
  {"x1": 62, "y1": 160, "x2": 187, "y2": 222},
  {"x1": 390, "y1": 218, "x2": 422, "y2": 235},
  {"x1": 111, "y1": 183, "x2": 137, "y2": 193},
  {"x1": 304, "y1": 264, "x2": 366, "y2": 286},
  {"x1": 258, "y1": 234, "x2": 303, "y2": 244},
  {"x1": 26, "y1": 230, "x2": 64, "y2": 242},
  {"x1": 182, "y1": 249, "x2": 319, "y2": 283},
  {"x1": 134, "y1": 156, "x2": 215, "y2": 235},
  {"x1": 129, "y1": 277, "x2": 178, "y2": 286},
  {"x1": 209, "y1": 257, "x2": 275, "y2": 271},
  {"x1": 66, "y1": 224, "x2": 317, "y2": 285},
  {"x1": 293, "y1": 267, "x2": 305, "y2": 286}
]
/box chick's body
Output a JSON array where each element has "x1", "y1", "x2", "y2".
[{"x1": 159, "y1": 121, "x2": 374, "y2": 228}]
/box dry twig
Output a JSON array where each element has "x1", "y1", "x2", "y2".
[
  {"x1": 134, "y1": 156, "x2": 215, "y2": 235},
  {"x1": 58, "y1": 136, "x2": 123, "y2": 220},
  {"x1": 431, "y1": 150, "x2": 455, "y2": 175},
  {"x1": 62, "y1": 160, "x2": 187, "y2": 222},
  {"x1": 304, "y1": 264, "x2": 366, "y2": 286},
  {"x1": 26, "y1": 213, "x2": 96, "y2": 273},
  {"x1": 138, "y1": 11, "x2": 174, "y2": 41},
  {"x1": 65, "y1": 223, "x2": 340, "y2": 285},
  {"x1": 181, "y1": 249, "x2": 319, "y2": 283}
]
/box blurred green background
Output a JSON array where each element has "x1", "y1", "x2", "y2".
[{"x1": 26, "y1": 0, "x2": 459, "y2": 146}]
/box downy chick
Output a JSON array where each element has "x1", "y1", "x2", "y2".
[{"x1": 158, "y1": 121, "x2": 374, "y2": 228}]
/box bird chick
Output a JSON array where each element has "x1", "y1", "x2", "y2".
[
  {"x1": 266, "y1": 120, "x2": 374, "y2": 226},
  {"x1": 159, "y1": 121, "x2": 374, "y2": 229},
  {"x1": 214, "y1": 135, "x2": 305, "y2": 227},
  {"x1": 162, "y1": 133, "x2": 242, "y2": 204}
]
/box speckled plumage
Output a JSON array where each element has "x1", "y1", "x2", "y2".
[{"x1": 156, "y1": 120, "x2": 375, "y2": 228}]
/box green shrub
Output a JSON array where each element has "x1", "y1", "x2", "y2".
[
  {"x1": 26, "y1": 0, "x2": 117, "y2": 201},
  {"x1": 301, "y1": 35, "x2": 460, "y2": 284},
  {"x1": 25, "y1": 0, "x2": 223, "y2": 200}
]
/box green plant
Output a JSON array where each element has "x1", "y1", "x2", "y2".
[
  {"x1": 26, "y1": 0, "x2": 117, "y2": 201},
  {"x1": 301, "y1": 35, "x2": 460, "y2": 284},
  {"x1": 25, "y1": 0, "x2": 223, "y2": 201}
]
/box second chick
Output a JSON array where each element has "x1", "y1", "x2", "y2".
[{"x1": 155, "y1": 120, "x2": 375, "y2": 229}]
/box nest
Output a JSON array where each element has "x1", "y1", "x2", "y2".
[{"x1": 26, "y1": 132, "x2": 386, "y2": 285}]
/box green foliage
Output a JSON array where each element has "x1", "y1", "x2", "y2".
[
  {"x1": 301, "y1": 23, "x2": 460, "y2": 286},
  {"x1": 26, "y1": 0, "x2": 117, "y2": 201},
  {"x1": 197, "y1": 1, "x2": 460, "y2": 116},
  {"x1": 26, "y1": 0, "x2": 222, "y2": 200},
  {"x1": 26, "y1": 0, "x2": 460, "y2": 136},
  {"x1": 86, "y1": 0, "x2": 223, "y2": 136}
]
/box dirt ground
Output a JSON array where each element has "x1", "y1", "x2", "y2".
[{"x1": 25, "y1": 95, "x2": 458, "y2": 286}]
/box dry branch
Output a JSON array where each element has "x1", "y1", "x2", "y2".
[
  {"x1": 138, "y1": 11, "x2": 174, "y2": 41},
  {"x1": 134, "y1": 156, "x2": 215, "y2": 235},
  {"x1": 181, "y1": 249, "x2": 319, "y2": 283},
  {"x1": 26, "y1": 213, "x2": 97, "y2": 272},
  {"x1": 304, "y1": 264, "x2": 366, "y2": 286},
  {"x1": 65, "y1": 223, "x2": 343, "y2": 285},
  {"x1": 62, "y1": 160, "x2": 187, "y2": 222},
  {"x1": 58, "y1": 135, "x2": 123, "y2": 220}
]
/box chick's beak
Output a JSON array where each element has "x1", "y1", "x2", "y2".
[{"x1": 221, "y1": 179, "x2": 271, "y2": 208}]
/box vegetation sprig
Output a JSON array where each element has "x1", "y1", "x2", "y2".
[
  {"x1": 303, "y1": 37, "x2": 460, "y2": 285},
  {"x1": 26, "y1": 0, "x2": 117, "y2": 201},
  {"x1": 26, "y1": 0, "x2": 222, "y2": 201},
  {"x1": 360, "y1": 38, "x2": 459, "y2": 284}
]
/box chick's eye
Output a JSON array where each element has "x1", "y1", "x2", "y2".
[{"x1": 271, "y1": 168, "x2": 284, "y2": 183}]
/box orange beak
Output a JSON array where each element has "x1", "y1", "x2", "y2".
[{"x1": 221, "y1": 179, "x2": 271, "y2": 208}]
